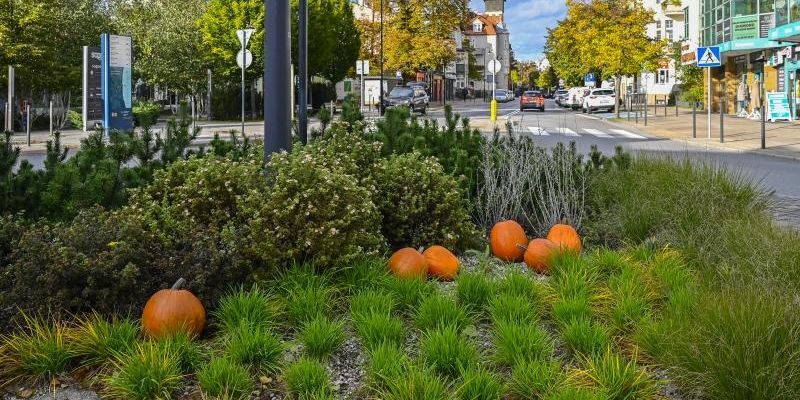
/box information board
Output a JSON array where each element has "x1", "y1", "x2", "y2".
[
  {"x1": 766, "y1": 91, "x2": 792, "y2": 122},
  {"x1": 101, "y1": 34, "x2": 133, "y2": 132},
  {"x1": 82, "y1": 46, "x2": 103, "y2": 131},
  {"x1": 732, "y1": 15, "x2": 758, "y2": 40}
]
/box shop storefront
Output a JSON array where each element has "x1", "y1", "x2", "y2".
[{"x1": 769, "y1": 20, "x2": 800, "y2": 118}]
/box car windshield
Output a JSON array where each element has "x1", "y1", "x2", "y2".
[
  {"x1": 593, "y1": 90, "x2": 614, "y2": 96},
  {"x1": 524, "y1": 91, "x2": 541, "y2": 96},
  {"x1": 389, "y1": 87, "x2": 414, "y2": 98},
  {"x1": 556, "y1": 90, "x2": 568, "y2": 95},
  {"x1": 495, "y1": 90, "x2": 507, "y2": 95}
]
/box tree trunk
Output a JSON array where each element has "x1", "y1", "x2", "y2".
[{"x1": 615, "y1": 75, "x2": 622, "y2": 118}]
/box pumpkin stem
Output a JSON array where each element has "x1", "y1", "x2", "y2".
[
  {"x1": 171, "y1": 278, "x2": 187, "y2": 290},
  {"x1": 418, "y1": 246, "x2": 425, "y2": 253},
  {"x1": 516, "y1": 243, "x2": 528, "y2": 251}
]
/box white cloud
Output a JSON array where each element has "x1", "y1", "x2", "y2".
[{"x1": 470, "y1": 0, "x2": 566, "y2": 61}]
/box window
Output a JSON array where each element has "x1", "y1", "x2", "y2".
[
  {"x1": 473, "y1": 21, "x2": 483, "y2": 32},
  {"x1": 655, "y1": 20, "x2": 662, "y2": 40},
  {"x1": 657, "y1": 69, "x2": 670, "y2": 84},
  {"x1": 665, "y1": 19, "x2": 674, "y2": 41},
  {"x1": 684, "y1": 8, "x2": 690, "y2": 38}
]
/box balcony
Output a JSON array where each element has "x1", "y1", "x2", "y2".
[{"x1": 663, "y1": 4, "x2": 684, "y2": 18}]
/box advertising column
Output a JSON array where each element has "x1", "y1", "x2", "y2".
[{"x1": 101, "y1": 34, "x2": 133, "y2": 133}]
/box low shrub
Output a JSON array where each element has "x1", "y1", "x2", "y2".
[
  {"x1": 372, "y1": 152, "x2": 479, "y2": 250},
  {"x1": 0, "y1": 315, "x2": 74, "y2": 385},
  {"x1": 132, "y1": 101, "x2": 161, "y2": 128},
  {"x1": 419, "y1": 325, "x2": 479, "y2": 380},
  {"x1": 197, "y1": 357, "x2": 252, "y2": 400},
  {"x1": 104, "y1": 342, "x2": 182, "y2": 400},
  {"x1": 283, "y1": 357, "x2": 333, "y2": 398},
  {"x1": 298, "y1": 316, "x2": 345, "y2": 360}
]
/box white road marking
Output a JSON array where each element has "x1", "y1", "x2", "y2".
[
  {"x1": 610, "y1": 129, "x2": 647, "y2": 139},
  {"x1": 528, "y1": 127, "x2": 549, "y2": 136},
  {"x1": 582, "y1": 128, "x2": 613, "y2": 138},
  {"x1": 555, "y1": 127, "x2": 580, "y2": 136},
  {"x1": 576, "y1": 114, "x2": 601, "y2": 120}
]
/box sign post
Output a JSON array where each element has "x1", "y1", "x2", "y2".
[
  {"x1": 356, "y1": 60, "x2": 369, "y2": 112},
  {"x1": 237, "y1": 29, "x2": 255, "y2": 137},
  {"x1": 488, "y1": 59, "x2": 501, "y2": 126},
  {"x1": 6, "y1": 66, "x2": 14, "y2": 132},
  {"x1": 696, "y1": 46, "x2": 721, "y2": 140}
]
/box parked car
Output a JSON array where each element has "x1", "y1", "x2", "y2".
[
  {"x1": 582, "y1": 88, "x2": 616, "y2": 113},
  {"x1": 494, "y1": 89, "x2": 510, "y2": 102},
  {"x1": 565, "y1": 87, "x2": 590, "y2": 110},
  {"x1": 381, "y1": 85, "x2": 429, "y2": 115},
  {"x1": 554, "y1": 89, "x2": 569, "y2": 106},
  {"x1": 520, "y1": 90, "x2": 545, "y2": 112}
]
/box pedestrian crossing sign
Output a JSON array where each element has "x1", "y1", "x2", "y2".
[{"x1": 696, "y1": 46, "x2": 721, "y2": 67}]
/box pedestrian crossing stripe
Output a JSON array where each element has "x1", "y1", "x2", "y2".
[
  {"x1": 528, "y1": 127, "x2": 549, "y2": 135},
  {"x1": 556, "y1": 127, "x2": 579, "y2": 136},
  {"x1": 610, "y1": 129, "x2": 647, "y2": 139},
  {"x1": 583, "y1": 128, "x2": 613, "y2": 138}
]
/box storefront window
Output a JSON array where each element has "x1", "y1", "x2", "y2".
[
  {"x1": 777, "y1": 0, "x2": 789, "y2": 24},
  {"x1": 791, "y1": 0, "x2": 800, "y2": 20},
  {"x1": 733, "y1": 0, "x2": 756, "y2": 16},
  {"x1": 761, "y1": 0, "x2": 774, "y2": 13}
]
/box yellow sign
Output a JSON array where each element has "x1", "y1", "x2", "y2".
[{"x1": 490, "y1": 99, "x2": 497, "y2": 122}]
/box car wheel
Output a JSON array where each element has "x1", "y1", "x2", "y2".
[{"x1": 420, "y1": 106, "x2": 426, "y2": 115}]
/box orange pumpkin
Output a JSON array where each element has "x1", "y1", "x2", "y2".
[
  {"x1": 389, "y1": 247, "x2": 428, "y2": 278},
  {"x1": 423, "y1": 245, "x2": 460, "y2": 281},
  {"x1": 547, "y1": 224, "x2": 582, "y2": 254},
  {"x1": 523, "y1": 238, "x2": 558, "y2": 273},
  {"x1": 142, "y1": 278, "x2": 206, "y2": 339},
  {"x1": 490, "y1": 220, "x2": 528, "y2": 262}
]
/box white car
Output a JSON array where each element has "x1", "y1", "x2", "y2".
[
  {"x1": 582, "y1": 88, "x2": 616, "y2": 113},
  {"x1": 565, "y1": 87, "x2": 590, "y2": 110}
]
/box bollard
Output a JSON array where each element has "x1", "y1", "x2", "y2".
[{"x1": 26, "y1": 105, "x2": 31, "y2": 146}]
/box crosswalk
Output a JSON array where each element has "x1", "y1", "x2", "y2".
[{"x1": 526, "y1": 126, "x2": 648, "y2": 140}]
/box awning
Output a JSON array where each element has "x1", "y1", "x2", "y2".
[
  {"x1": 717, "y1": 38, "x2": 785, "y2": 57},
  {"x1": 769, "y1": 21, "x2": 800, "y2": 43}
]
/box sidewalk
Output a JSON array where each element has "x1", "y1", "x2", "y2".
[{"x1": 609, "y1": 107, "x2": 800, "y2": 160}]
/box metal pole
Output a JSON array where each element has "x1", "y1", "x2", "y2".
[
  {"x1": 191, "y1": 96, "x2": 196, "y2": 134},
  {"x1": 7, "y1": 65, "x2": 14, "y2": 132},
  {"x1": 644, "y1": 93, "x2": 648, "y2": 126},
  {"x1": 26, "y1": 104, "x2": 30, "y2": 146},
  {"x1": 264, "y1": 0, "x2": 292, "y2": 159},
  {"x1": 207, "y1": 69, "x2": 212, "y2": 121},
  {"x1": 761, "y1": 77, "x2": 766, "y2": 149},
  {"x1": 707, "y1": 67, "x2": 712, "y2": 139},
  {"x1": 692, "y1": 100, "x2": 696, "y2": 138},
  {"x1": 49, "y1": 100, "x2": 53, "y2": 135},
  {"x1": 379, "y1": 0, "x2": 384, "y2": 112},
  {"x1": 242, "y1": 31, "x2": 246, "y2": 135},
  {"x1": 720, "y1": 79, "x2": 725, "y2": 143},
  {"x1": 298, "y1": 0, "x2": 308, "y2": 144}
]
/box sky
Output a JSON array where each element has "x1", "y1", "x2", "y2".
[{"x1": 469, "y1": 0, "x2": 566, "y2": 62}]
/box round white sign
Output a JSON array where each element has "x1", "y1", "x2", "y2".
[
  {"x1": 237, "y1": 50, "x2": 253, "y2": 69},
  {"x1": 488, "y1": 59, "x2": 502, "y2": 74}
]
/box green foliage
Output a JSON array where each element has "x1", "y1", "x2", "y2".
[
  {"x1": 104, "y1": 341, "x2": 183, "y2": 400},
  {"x1": 507, "y1": 360, "x2": 564, "y2": 399},
  {"x1": 340, "y1": 95, "x2": 364, "y2": 125},
  {"x1": 545, "y1": 385, "x2": 607, "y2": 400},
  {"x1": 380, "y1": 275, "x2": 436, "y2": 314},
  {"x1": 413, "y1": 294, "x2": 472, "y2": 333},
  {"x1": 352, "y1": 312, "x2": 405, "y2": 352},
  {"x1": 69, "y1": 313, "x2": 139, "y2": 369},
  {"x1": 372, "y1": 105, "x2": 484, "y2": 196},
  {"x1": 349, "y1": 289, "x2": 396, "y2": 320},
  {"x1": 223, "y1": 324, "x2": 284, "y2": 375},
  {"x1": 0, "y1": 315, "x2": 74, "y2": 385},
  {"x1": 551, "y1": 296, "x2": 593, "y2": 327},
  {"x1": 488, "y1": 293, "x2": 539, "y2": 326},
  {"x1": 298, "y1": 316, "x2": 345, "y2": 360},
  {"x1": 455, "y1": 367, "x2": 503, "y2": 400},
  {"x1": 280, "y1": 267, "x2": 337, "y2": 326},
  {"x1": 455, "y1": 272, "x2": 495, "y2": 314},
  {"x1": 496, "y1": 269, "x2": 543, "y2": 302},
  {"x1": 561, "y1": 319, "x2": 612, "y2": 357},
  {"x1": 365, "y1": 343, "x2": 408, "y2": 388},
  {"x1": 491, "y1": 320, "x2": 553, "y2": 368},
  {"x1": 132, "y1": 101, "x2": 162, "y2": 128},
  {"x1": 283, "y1": 357, "x2": 333, "y2": 398},
  {"x1": 66, "y1": 110, "x2": 83, "y2": 129},
  {"x1": 418, "y1": 325, "x2": 479, "y2": 380},
  {"x1": 372, "y1": 151, "x2": 478, "y2": 250},
  {"x1": 378, "y1": 364, "x2": 451, "y2": 400},
  {"x1": 214, "y1": 286, "x2": 278, "y2": 335},
  {"x1": 155, "y1": 330, "x2": 205, "y2": 373},
  {"x1": 576, "y1": 349, "x2": 656, "y2": 400},
  {"x1": 337, "y1": 256, "x2": 388, "y2": 295},
  {"x1": 197, "y1": 357, "x2": 253, "y2": 400}
]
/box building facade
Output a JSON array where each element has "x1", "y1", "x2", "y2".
[{"x1": 465, "y1": 0, "x2": 513, "y2": 93}]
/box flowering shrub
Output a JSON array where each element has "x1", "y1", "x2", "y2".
[
  {"x1": 372, "y1": 152, "x2": 479, "y2": 250},
  {"x1": 244, "y1": 143, "x2": 385, "y2": 267}
]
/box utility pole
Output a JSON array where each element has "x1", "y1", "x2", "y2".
[
  {"x1": 298, "y1": 0, "x2": 308, "y2": 144},
  {"x1": 379, "y1": 0, "x2": 384, "y2": 112},
  {"x1": 264, "y1": 0, "x2": 292, "y2": 160}
]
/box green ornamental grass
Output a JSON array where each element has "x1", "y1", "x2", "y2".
[
  {"x1": 455, "y1": 271, "x2": 495, "y2": 313},
  {"x1": 366, "y1": 342, "x2": 409, "y2": 388},
  {"x1": 413, "y1": 294, "x2": 473, "y2": 333},
  {"x1": 285, "y1": 285, "x2": 336, "y2": 327},
  {"x1": 488, "y1": 293, "x2": 539, "y2": 325},
  {"x1": 155, "y1": 330, "x2": 204, "y2": 373},
  {"x1": 104, "y1": 341, "x2": 182, "y2": 400},
  {"x1": 496, "y1": 269, "x2": 542, "y2": 301},
  {"x1": 507, "y1": 360, "x2": 564, "y2": 399},
  {"x1": 576, "y1": 348, "x2": 656, "y2": 400},
  {"x1": 224, "y1": 324, "x2": 284, "y2": 375},
  {"x1": 0, "y1": 314, "x2": 74, "y2": 385},
  {"x1": 492, "y1": 320, "x2": 553, "y2": 368},
  {"x1": 283, "y1": 357, "x2": 333, "y2": 398},
  {"x1": 69, "y1": 313, "x2": 139, "y2": 369},
  {"x1": 378, "y1": 364, "x2": 451, "y2": 400},
  {"x1": 419, "y1": 325, "x2": 479, "y2": 380},
  {"x1": 298, "y1": 316, "x2": 345, "y2": 360},
  {"x1": 353, "y1": 312, "x2": 405, "y2": 352},
  {"x1": 380, "y1": 275, "x2": 436, "y2": 314},
  {"x1": 550, "y1": 295, "x2": 593, "y2": 327},
  {"x1": 561, "y1": 319, "x2": 612, "y2": 357},
  {"x1": 455, "y1": 367, "x2": 503, "y2": 400},
  {"x1": 214, "y1": 285, "x2": 277, "y2": 334},
  {"x1": 349, "y1": 289, "x2": 396, "y2": 319},
  {"x1": 337, "y1": 256, "x2": 389, "y2": 294},
  {"x1": 197, "y1": 357, "x2": 252, "y2": 400}
]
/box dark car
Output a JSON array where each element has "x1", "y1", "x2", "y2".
[
  {"x1": 381, "y1": 86, "x2": 428, "y2": 115},
  {"x1": 520, "y1": 90, "x2": 545, "y2": 112}
]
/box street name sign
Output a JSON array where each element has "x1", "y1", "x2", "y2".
[{"x1": 696, "y1": 46, "x2": 721, "y2": 67}]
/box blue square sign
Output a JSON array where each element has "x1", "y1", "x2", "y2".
[{"x1": 696, "y1": 46, "x2": 721, "y2": 67}]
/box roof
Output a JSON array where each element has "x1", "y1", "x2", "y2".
[{"x1": 466, "y1": 13, "x2": 503, "y2": 36}]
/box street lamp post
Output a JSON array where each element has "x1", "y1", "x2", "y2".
[
  {"x1": 298, "y1": 0, "x2": 308, "y2": 144},
  {"x1": 264, "y1": 0, "x2": 292, "y2": 160},
  {"x1": 379, "y1": 0, "x2": 384, "y2": 112}
]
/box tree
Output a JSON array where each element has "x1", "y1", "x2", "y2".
[
  {"x1": 197, "y1": 0, "x2": 265, "y2": 81},
  {"x1": 536, "y1": 70, "x2": 553, "y2": 92},
  {"x1": 670, "y1": 41, "x2": 703, "y2": 102},
  {"x1": 463, "y1": 38, "x2": 483, "y2": 82},
  {"x1": 384, "y1": 0, "x2": 467, "y2": 76},
  {"x1": 546, "y1": 0, "x2": 664, "y2": 116}
]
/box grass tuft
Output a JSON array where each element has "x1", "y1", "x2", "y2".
[
  {"x1": 349, "y1": 289, "x2": 395, "y2": 320},
  {"x1": 378, "y1": 364, "x2": 450, "y2": 400},
  {"x1": 380, "y1": 275, "x2": 435, "y2": 314},
  {"x1": 224, "y1": 324, "x2": 284, "y2": 375},
  {"x1": 496, "y1": 269, "x2": 542, "y2": 301},
  {"x1": 280, "y1": 265, "x2": 337, "y2": 326},
  {"x1": 353, "y1": 312, "x2": 405, "y2": 352},
  {"x1": 491, "y1": 320, "x2": 553, "y2": 368},
  {"x1": 419, "y1": 325, "x2": 479, "y2": 380},
  {"x1": 455, "y1": 271, "x2": 495, "y2": 313},
  {"x1": 574, "y1": 348, "x2": 656, "y2": 400},
  {"x1": 104, "y1": 341, "x2": 182, "y2": 400},
  {"x1": 550, "y1": 295, "x2": 593, "y2": 326},
  {"x1": 488, "y1": 293, "x2": 539, "y2": 325},
  {"x1": 0, "y1": 314, "x2": 74, "y2": 385},
  {"x1": 155, "y1": 330, "x2": 204, "y2": 373},
  {"x1": 561, "y1": 319, "x2": 612, "y2": 357},
  {"x1": 365, "y1": 343, "x2": 409, "y2": 388},
  {"x1": 413, "y1": 294, "x2": 472, "y2": 333},
  {"x1": 507, "y1": 360, "x2": 563, "y2": 399},
  {"x1": 197, "y1": 357, "x2": 252, "y2": 400},
  {"x1": 283, "y1": 357, "x2": 333, "y2": 398},
  {"x1": 214, "y1": 285, "x2": 277, "y2": 334},
  {"x1": 69, "y1": 313, "x2": 139, "y2": 369},
  {"x1": 336, "y1": 256, "x2": 389, "y2": 295},
  {"x1": 298, "y1": 316, "x2": 345, "y2": 361},
  {"x1": 455, "y1": 367, "x2": 503, "y2": 400}
]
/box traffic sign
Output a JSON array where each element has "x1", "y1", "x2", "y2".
[
  {"x1": 696, "y1": 46, "x2": 721, "y2": 67},
  {"x1": 237, "y1": 50, "x2": 253, "y2": 69},
  {"x1": 237, "y1": 29, "x2": 256, "y2": 47},
  {"x1": 356, "y1": 60, "x2": 369, "y2": 75},
  {"x1": 488, "y1": 59, "x2": 502, "y2": 74}
]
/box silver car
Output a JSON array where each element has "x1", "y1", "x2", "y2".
[{"x1": 494, "y1": 89, "x2": 510, "y2": 102}]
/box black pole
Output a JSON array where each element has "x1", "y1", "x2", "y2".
[
  {"x1": 379, "y1": 0, "x2": 384, "y2": 113},
  {"x1": 761, "y1": 78, "x2": 766, "y2": 149},
  {"x1": 692, "y1": 100, "x2": 696, "y2": 138},
  {"x1": 720, "y1": 80, "x2": 725, "y2": 143},
  {"x1": 264, "y1": 0, "x2": 292, "y2": 160},
  {"x1": 298, "y1": 0, "x2": 308, "y2": 144},
  {"x1": 644, "y1": 92, "x2": 648, "y2": 126}
]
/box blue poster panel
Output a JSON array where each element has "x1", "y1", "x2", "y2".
[{"x1": 101, "y1": 34, "x2": 133, "y2": 132}]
